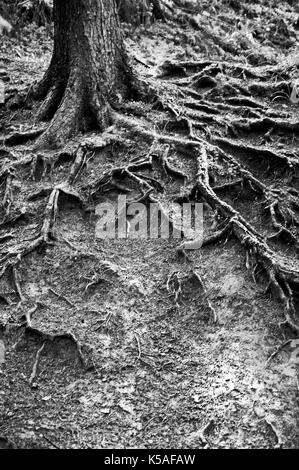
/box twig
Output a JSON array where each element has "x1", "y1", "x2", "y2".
[
  {"x1": 24, "y1": 304, "x2": 38, "y2": 328},
  {"x1": 95, "y1": 311, "x2": 113, "y2": 330},
  {"x1": 132, "y1": 54, "x2": 150, "y2": 68},
  {"x1": 142, "y1": 416, "x2": 155, "y2": 431},
  {"x1": 29, "y1": 343, "x2": 45, "y2": 386},
  {"x1": 12, "y1": 266, "x2": 25, "y2": 302},
  {"x1": 49, "y1": 287, "x2": 75, "y2": 308},
  {"x1": 59, "y1": 236, "x2": 78, "y2": 251},
  {"x1": 134, "y1": 334, "x2": 142, "y2": 360},
  {"x1": 42, "y1": 435, "x2": 60, "y2": 449}
]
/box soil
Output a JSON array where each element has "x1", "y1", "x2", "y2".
[{"x1": 0, "y1": 0, "x2": 299, "y2": 449}]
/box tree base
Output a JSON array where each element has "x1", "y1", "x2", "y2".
[{"x1": 34, "y1": 76, "x2": 112, "y2": 150}]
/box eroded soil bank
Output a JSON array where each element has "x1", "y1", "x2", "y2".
[{"x1": 0, "y1": 0, "x2": 299, "y2": 448}]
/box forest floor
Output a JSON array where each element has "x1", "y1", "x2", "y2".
[{"x1": 0, "y1": 0, "x2": 299, "y2": 449}]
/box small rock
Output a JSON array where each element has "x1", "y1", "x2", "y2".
[{"x1": 254, "y1": 406, "x2": 266, "y2": 418}]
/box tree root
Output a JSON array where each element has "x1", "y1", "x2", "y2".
[
  {"x1": 3, "y1": 128, "x2": 45, "y2": 146},
  {"x1": 0, "y1": 193, "x2": 57, "y2": 282},
  {"x1": 214, "y1": 137, "x2": 298, "y2": 171},
  {"x1": 113, "y1": 115, "x2": 299, "y2": 333},
  {"x1": 0, "y1": 166, "x2": 14, "y2": 215},
  {"x1": 266, "y1": 201, "x2": 298, "y2": 246},
  {"x1": 30, "y1": 151, "x2": 70, "y2": 180},
  {"x1": 159, "y1": 59, "x2": 265, "y2": 81},
  {"x1": 1, "y1": 44, "x2": 299, "y2": 367},
  {"x1": 192, "y1": 143, "x2": 299, "y2": 334},
  {"x1": 84, "y1": 141, "x2": 187, "y2": 200},
  {"x1": 229, "y1": 117, "x2": 299, "y2": 136},
  {"x1": 114, "y1": 116, "x2": 299, "y2": 233},
  {"x1": 0, "y1": 142, "x2": 96, "y2": 299},
  {"x1": 208, "y1": 142, "x2": 299, "y2": 233},
  {"x1": 22, "y1": 303, "x2": 40, "y2": 328}
]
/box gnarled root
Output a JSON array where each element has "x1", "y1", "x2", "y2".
[{"x1": 193, "y1": 143, "x2": 299, "y2": 334}]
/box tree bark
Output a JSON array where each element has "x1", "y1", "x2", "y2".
[{"x1": 34, "y1": 0, "x2": 133, "y2": 149}]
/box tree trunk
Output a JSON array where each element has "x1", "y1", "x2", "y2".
[{"x1": 34, "y1": 0, "x2": 132, "y2": 149}]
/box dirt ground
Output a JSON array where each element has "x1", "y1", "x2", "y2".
[{"x1": 0, "y1": 0, "x2": 299, "y2": 449}]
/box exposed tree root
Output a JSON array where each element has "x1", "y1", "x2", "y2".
[
  {"x1": 192, "y1": 143, "x2": 299, "y2": 334},
  {"x1": 111, "y1": 115, "x2": 299, "y2": 333},
  {"x1": 0, "y1": 135, "x2": 119, "y2": 306},
  {"x1": 179, "y1": 222, "x2": 232, "y2": 252},
  {"x1": 229, "y1": 117, "x2": 299, "y2": 136},
  {"x1": 0, "y1": 145, "x2": 90, "y2": 290},
  {"x1": 208, "y1": 142, "x2": 299, "y2": 233},
  {"x1": 0, "y1": 232, "x2": 15, "y2": 244},
  {"x1": 0, "y1": 189, "x2": 57, "y2": 282},
  {"x1": 83, "y1": 140, "x2": 187, "y2": 200},
  {"x1": 3, "y1": 128, "x2": 45, "y2": 146},
  {"x1": 267, "y1": 201, "x2": 298, "y2": 245},
  {"x1": 0, "y1": 166, "x2": 15, "y2": 215},
  {"x1": 1, "y1": 20, "x2": 299, "y2": 383},
  {"x1": 159, "y1": 60, "x2": 269, "y2": 81},
  {"x1": 214, "y1": 137, "x2": 298, "y2": 171}
]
